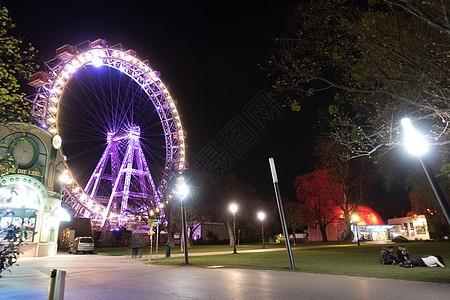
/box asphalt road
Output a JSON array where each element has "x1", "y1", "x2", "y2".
[{"x1": 1, "y1": 254, "x2": 450, "y2": 300}]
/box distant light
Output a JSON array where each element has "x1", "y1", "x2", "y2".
[
  {"x1": 401, "y1": 118, "x2": 428, "y2": 156},
  {"x1": 258, "y1": 212, "x2": 265, "y2": 221},
  {"x1": 229, "y1": 203, "x2": 238, "y2": 214},
  {"x1": 352, "y1": 214, "x2": 359, "y2": 222}
]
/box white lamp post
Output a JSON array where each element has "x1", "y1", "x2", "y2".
[
  {"x1": 176, "y1": 177, "x2": 189, "y2": 264},
  {"x1": 401, "y1": 118, "x2": 450, "y2": 226},
  {"x1": 229, "y1": 203, "x2": 238, "y2": 254},
  {"x1": 258, "y1": 212, "x2": 265, "y2": 249},
  {"x1": 352, "y1": 214, "x2": 360, "y2": 246}
]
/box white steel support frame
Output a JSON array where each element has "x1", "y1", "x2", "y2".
[{"x1": 99, "y1": 126, "x2": 160, "y2": 227}]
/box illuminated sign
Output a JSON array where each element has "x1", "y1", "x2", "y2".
[
  {"x1": 1, "y1": 167, "x2": 42, "y2": 177},
  {"x1": 360, "y1": 225, "x2": 397, "y2": 232}
]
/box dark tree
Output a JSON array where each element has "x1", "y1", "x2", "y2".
[
  {"x1": 267, "y1": 0, "x2": 449, "y2": 159},
  {"x1": 0, "y1": 5, "x2": 38, "y2": 123}
]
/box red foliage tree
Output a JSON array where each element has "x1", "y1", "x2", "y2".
[
  {"x1": 295, "y1": 169, "x2": 343, "y2": 242},
  {"x1": 314, "y1": 137, "x2": 377, "y2": 242}
]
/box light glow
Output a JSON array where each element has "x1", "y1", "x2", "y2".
[
  {"x1": 91, "y1": 55, "x2": 103, "y2": 67},
  {"x1": 176, "y1": 177, "x2": 189, "y2": 200},
  {"x1": 401, "y1": 117, "x2": 428, "y2": 156},
  {"x1": 229, "y1": 203, "x2": 238, "y2": 214},
  {"x1": 258, "y1": 212, "x2": 265, "y2": 221},
  {"x1": 54, "y1": 207, "x2": 71, "y2": 222}
]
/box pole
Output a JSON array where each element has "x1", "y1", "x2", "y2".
[
  {"x1": 181, "y1": 200, "x2": 189, "y2": 264},
  {"x1": 261, "y1": 220, "x2": 265, "y2": 249},
  {"x1": 149, "y1": 232, "x2": 153, "y2": 261},
  {"x1": 155, "y1": 223, "x2": 159, "y2": 263},
  {"x1": 356, "y1": 223, "x2": 360, "y2": 246},
  {"x1": 232, "y1": 213, "x2": 237, "y2": 254},
  {"x1": 269, "y1": 158, "x2": 296, "y2": 270},
  {"x1": 419, "y1": 157, "x2": 450, "y2": 226}
]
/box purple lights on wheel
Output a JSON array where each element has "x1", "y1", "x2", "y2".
[{"x1": 25, "y1": 38, "x2": 187, "y2": 228}]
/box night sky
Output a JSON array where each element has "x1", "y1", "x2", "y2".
[{"x1": 6, "y1": 1, "x2": 409, "y2": 219}]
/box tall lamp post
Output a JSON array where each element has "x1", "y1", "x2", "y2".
[
  {"x1": 258, "y1": 212, "x2": 265, "y2": 249},
  {"x1": 352, "y1": 215, "x2": 360, "y2": 246},
  {"x1": 401, "y1": 118, "x2": 450, "y2": 226},
  {"x1": 176, "y1": 177, "x2": 189, "y2": 264},
  {"x1": 229, "y1": 203, "x2": 238, "y2": 254}
]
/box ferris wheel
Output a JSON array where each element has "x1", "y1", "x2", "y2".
[{"x1": 25, "y1": 38, "x2": 187, "y2": 228}]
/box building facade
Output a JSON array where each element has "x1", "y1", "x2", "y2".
[
  {"x1": 0, "y1": 122, "x2": 67, "y2": 256},
  {"x1": 388, "y1": 215, "x2": 430, "y2": 240}
]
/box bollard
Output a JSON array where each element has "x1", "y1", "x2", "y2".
[
  {"x1": 48, "y1": 269, "x2": 66, "y2": 300},
  {"x1": 165, "y1": 241, "x2": 171, "y2": 258}
]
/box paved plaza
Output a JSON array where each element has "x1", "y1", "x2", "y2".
[{"x1": 1, "y1": 253, "x2": 450, "y2": 300}]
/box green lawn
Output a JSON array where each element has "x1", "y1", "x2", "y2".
[
  {"x1": 95, "y1": 242, "x2": 450, "y2": 283},
  {"x1": 152, "y1": 242, "x2": 450, "y2": 284}
]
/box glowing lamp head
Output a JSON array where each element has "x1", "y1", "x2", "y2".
[
  {"x1": 229, "y1": 203, "x2": 238, "y2": 215},
  {"x1": 258, "y1": 212, "x2": 265, "y2": 221},
  {"x1": 352, "y1": 214, "x2": 359, "y2": 222},
  {"x1": 176, "y1": 177, "x2": 189, "y2": 200},
  {"x1": 401, "y1": 117, "x2": 428, "y2": 156}
]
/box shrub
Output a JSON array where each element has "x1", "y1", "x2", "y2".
[
  {"x1": 0, "y1": 226, "x2": 24, "y2": 277},
  {"x1": 392, "y1": 236, "x2": 409, "y2": 243}
]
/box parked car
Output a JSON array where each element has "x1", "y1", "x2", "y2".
[{"x1": 68, "y1": 237, "x2": 95, "y2": 254}]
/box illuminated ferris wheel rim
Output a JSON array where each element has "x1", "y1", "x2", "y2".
[{"x1": 32, "y1": 39, "x2": 187, "y2": 201}]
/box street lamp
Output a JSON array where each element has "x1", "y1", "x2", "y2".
[
  {"x1": 401, "y1": 118, "x2": 450, "y2": 226},
  {"x1": 258, "y1": 212, "x2": 265, "y2": 249},
  {"x1": 176, "y1": 177, "x2": 189, "y2": 264},
  {"x1": 352, "y1": 214, "x2": 360, "y2": 246},
  {"x1": 229, "y1": 203, "x2": 238, "y2": 254}
]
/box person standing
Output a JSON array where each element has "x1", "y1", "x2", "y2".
[{"x1": 130, "y1": 234, "x2": 141, "y2": 259}]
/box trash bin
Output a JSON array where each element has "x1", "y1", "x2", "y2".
[{"x1": 165, "y1": 241, "x2": 171, "y2": 258}]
